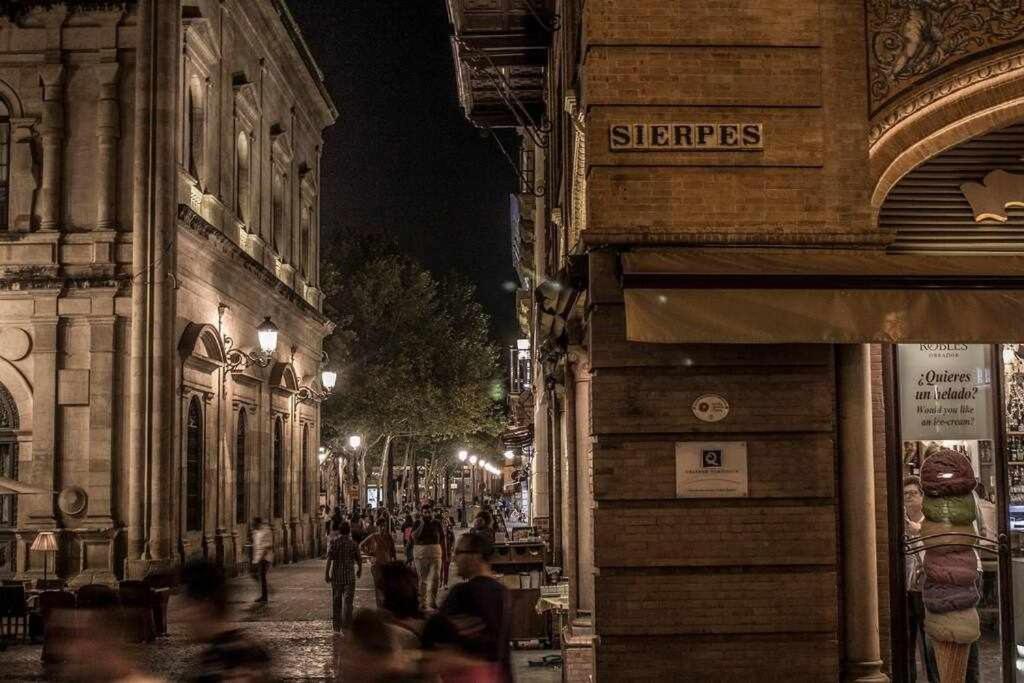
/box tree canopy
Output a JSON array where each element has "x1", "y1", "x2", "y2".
[{"x1": 319, "y1": 237, "x2": 505, "y2": 502}]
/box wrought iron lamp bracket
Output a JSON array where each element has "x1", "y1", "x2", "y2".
[{"x1": 223, "y1": 335, "x2": 273, "y2": 374}]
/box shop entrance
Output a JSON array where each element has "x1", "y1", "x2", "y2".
[{"x1": 890, "y1": 344, "x2": 1024, "y2": 682}]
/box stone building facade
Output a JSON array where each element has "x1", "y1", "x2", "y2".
[
  {"x1": 448, "y1": 1, "x2": 1024, "y2": 681},
  {"x1": 0, "y1": 0, "x2": 336, "y2": 585}
]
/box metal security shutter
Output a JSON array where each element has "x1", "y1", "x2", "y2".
[{"x1": 883, "y1": 122, "x2": 1024, "y2": 253}]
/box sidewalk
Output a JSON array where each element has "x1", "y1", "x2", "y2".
[{"x1": 1, "y1": 557, "x2": 560, "y2": 682}]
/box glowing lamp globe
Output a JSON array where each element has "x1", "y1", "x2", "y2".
[
  {"x1": 256, "y1": 317, "x2": 279, "y2": 355},
  {"x1": 321, "y1": 370, "x2": 337, "y2": 391}
]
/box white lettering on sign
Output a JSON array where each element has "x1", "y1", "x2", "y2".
[
  {"x1": 897, "y1": 344, "x2": 994, "y2": 442},
  {"x1": 609, "y1": 123, "x2": 764, "y2": 151}
]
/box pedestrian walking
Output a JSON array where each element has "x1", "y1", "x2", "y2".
[
  {"x1": 423, "y1": 532, "x2": 512, "y2": 683},
  {"x1": 360, "y1": 519, "x2": 397, "y2": 606},
  {"x1": 251, "y1": 517, "x2": 273, "y2": 603},
  {"x1": 325, "y1": 520, "x2": 363, "y2": 633},
  {"x1": 412, "y1": 505, "x2": 446, "y2": 611},
  {"x1": 401, "y1": 512, "x2": 416, "y2": 565}
]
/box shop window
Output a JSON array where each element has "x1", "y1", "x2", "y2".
[
  {"x1": 235, "y1": 410, "x2": 247, "y2": 525},
  {"x1": 185, "y1": 396, "x2": 204, "y2": 532},
  {"x1": 187, "y1": 77, "x2": 205, "y2": 181},
  {"x1": 0, "y1": 381, "x2": 19, "y2": 528},
  {"x1": 273, "y1": 416, "x2": 284, "y2": 519},
  {"x1": 235, "y1": 132, "x2": 251, "y2": 226},
  {"x1": 0, "y1": 98, "x2": 9, "y2": 231}
]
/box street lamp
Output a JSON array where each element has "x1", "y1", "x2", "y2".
[
  {"x1": 318, "y1": 446, "x2": 330, "y2": 465},
  {"x1": 348, "y1": 435, "x2": 362, "y2": 450},
  {"x1": 457, "y1": 450, "x2": 468, "y2": 462},
  {"x1": 224, "y1": 316, "x2": 279, "y2": 372},
  {"x1": 469, "y1": 454, "x2": 478, "y2": 465},
  {"x1": 321, "y1": 369, "x2": 338, "y2": 391},
  {"x1": 503, "y1": 449, "x2": 514, "y2": 460}
]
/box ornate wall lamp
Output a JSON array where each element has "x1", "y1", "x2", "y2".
[
  {"x1": 224, "y1": 316, "x2": 279, "y2": 372},
  {"x1": 296, "y1": 351, "x2": 337, "y2": 401}
]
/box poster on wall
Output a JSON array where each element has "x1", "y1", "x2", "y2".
[
  {"x1": 675, "y1": 441, "x2": 748, "y2": 498},
  {"x1": 898, "y1": 344, "x2": 994, "y2": 441}
]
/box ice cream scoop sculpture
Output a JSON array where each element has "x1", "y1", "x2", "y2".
[{"x1": 919, "y1": 448, "x2": 980, "y2": 683}]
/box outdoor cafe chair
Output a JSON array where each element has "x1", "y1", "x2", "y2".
[
  {"x1": 0, "y1": 583, "x2": 29, "y2": 642},
  {"x1": 74, "y1": 583, "x2": 118, "y2": 610},
  {"x1": 118, "y1": 580, "x2": 156, "y2": 643}
]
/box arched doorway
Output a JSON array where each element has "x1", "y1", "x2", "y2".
[
  {"x1": 273, "y1": 416, "x2": 284, "y2": 520},
  {"x1": 0, "y1": 381, "x2": 19, "y2": 572},
  {"x1": 185, "y1": 396, "x2": 204, "y2": 533}
]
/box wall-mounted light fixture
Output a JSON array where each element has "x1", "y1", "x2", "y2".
[{"x1": 225, "y1": 316, "x2": 279, "y2": 372}]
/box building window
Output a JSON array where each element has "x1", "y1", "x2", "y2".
[
  {"x1": 301, "y1": 424, "x2": 309, "y2": 515},
  {"x1": 187, "y1": 77, "x2": 205, "y2": 181},
  {"x1": 0, "y1": 98, "x2": 9, "y2": 231},
  {"x1": 271, "y1": 168, "x2": 284, "y2": 254},
  {"x1": 300, "y1": 205, "x2": 311, "y2": 278},
  {"x1": 186, "y1": 396, "x2": 204, "y2": 532},
  {"x1": 0, "y1": 381, "x2": 19, "y2": 528},
  {"x1": 236, "y1": 132, "x2": 251, "y2": 226},
  {"x1": 273, "y1": 416, "x2": 284, "y2": 519},
  {"x1": 235, "y1": 410, "x2": 247, "y2": 525}
]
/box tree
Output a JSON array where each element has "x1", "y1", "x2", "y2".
[{"x1": 320, "y1": 243, "x2": 504, "y2": 506}]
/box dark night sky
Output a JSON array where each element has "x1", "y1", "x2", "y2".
[{"x1": 287, "y1": 0, "x2": 520, "y2": 342}]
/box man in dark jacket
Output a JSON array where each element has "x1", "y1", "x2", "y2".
[{"x1": 412, "y1": 506, "x2": 446, "y2": 610}]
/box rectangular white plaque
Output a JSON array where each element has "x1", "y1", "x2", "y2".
[{"x1": 675, "y1": 441, "x2": 748, "y2": 498}]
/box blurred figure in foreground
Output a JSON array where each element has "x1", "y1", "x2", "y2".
[
  {"x1": 361, "y1": 518, "x2": 398, "y2": 606},
  {"x1": 180, "y1": 558, "x2": 272, "y2": 682},
  {"x1": 326, "y1": 520, "x2": 362, "y2": 633},
  {"x1": 424, "y1": 532, "x2": 512, "y2": 683}
]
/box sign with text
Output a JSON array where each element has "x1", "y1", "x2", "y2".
[
  {"x1": 610, "y1": 123, "x2": 764, "y2": 151},
  {"x1": 675, "y1": 441, "x2": 748, "y2": 498},
  {"x1": 898, "y1": 344, "x2": 994, "y2": 441}
]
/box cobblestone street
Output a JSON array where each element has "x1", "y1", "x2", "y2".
[{"x1": 1, "y1": 559, "x2": 561, "y2": 682}]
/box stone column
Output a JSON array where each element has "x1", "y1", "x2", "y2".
[
  {"x1": 94, "y1": 62, "x2": 120, "y2": 231},
  {"x1": 573, "y1": 354, "x2": 595, "y2": 615},
  {"x1": 27, "y1": 309, "x2": 59, "y2": 525},
  {"x1": 563, "y1": 351, "x2": 581, "y2": 617},
  {"x1": 9, "y1": 119, "x2": 38, "y2": 232},
  {"x1": 837, "y1": 344, "x2": 888, "y2": 683},
  {"x1": 37, "y1": 65, "x2": 64, "y2": 231},
  {"x1": 531, "y1": 392, "x2": 550, "y2": 529}
]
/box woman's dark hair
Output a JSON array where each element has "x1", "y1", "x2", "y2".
[
  {"x1": 352, "y1": 608, "x2": 394, "y2": 656},
  {"x1": 181, "y1": 558, "x2": 229, "y2": 616},
  {"x1": 460, "y1": 531, "x2": 494, "y2": 560},
  {"x1": 378, "y1": 560, "x2": 421, "y2": 619},
  {"x1": 335, "y1": 520, "x2": 351, "y2": 535},
  {"x1": 903, "y1": 475, "x2": 923, "y2": 493}
]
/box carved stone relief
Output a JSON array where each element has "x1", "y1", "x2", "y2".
[{"x1": 869, "y1": 0, "x2": 1024, "y2": 113}]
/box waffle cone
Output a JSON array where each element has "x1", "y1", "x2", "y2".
[{"x1": 933, "y1": 640, "x2": 970, "y2": 683}]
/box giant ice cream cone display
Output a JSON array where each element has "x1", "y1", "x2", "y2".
[{"x1": 920, "y1": 448, "x2": 980, "y2": 683}]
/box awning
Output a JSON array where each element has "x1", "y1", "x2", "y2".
[
  {"x1": 622, "y1": 251, "x2": 1024, "y2": 344},
  {"x1": 0, "y1": 476, "x2": 52, "y2": 495}
]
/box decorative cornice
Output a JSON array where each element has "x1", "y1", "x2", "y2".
[
  {"x1": 869, "y1": 1, "x2": 1024, "y2": 113},
  {"x1": 870, "y1": 46, "x2": 1024, "y2": 147},
  {"x1": 176, "y1": 204, "x2": 329, "y2": 326}
]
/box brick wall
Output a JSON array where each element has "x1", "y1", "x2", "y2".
[
  {"x1": 581, "y1": 0, "x2": 875, "y2": 246},
  {"x1": 587, "y1": 253, "x2": 839, "y2": 680}
]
